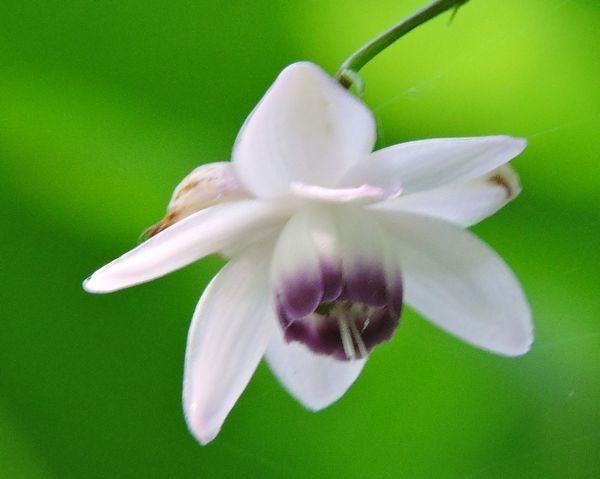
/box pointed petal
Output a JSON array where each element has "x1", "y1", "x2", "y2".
[
  {"x1": 266, "y1": 325, "x2": 366, "y2": 411},
  {"x1": 233, "y1": 62, "x2": 376, "y2": 198},
  {"x1": 183, "y1": 243, "x2": 275, "y2": 444},
  {"x1": 340, "y1": 136, "x2": 526, "y2": 195},
  {"x1": 83, "y1": 200, "x2": 289, "y2": 293},
  {"x1": 372, "y1": 165, "x2": 521, "y2": 227},
  {"x1": 375, "y1": 211, "x2": 533, "y2": 356}
]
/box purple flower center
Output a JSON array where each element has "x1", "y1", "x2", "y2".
[{"x1": 276, "y1": 264, "x2": 403, "y2": 360}]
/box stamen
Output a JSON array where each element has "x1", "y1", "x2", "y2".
[
  {"x1": 337, "y1": 317, "x2": 356, "y2": 360},
  {"x1": 361, "y1": 317, "x2": 371, "y2": 333},
  {"x1": 276, "y1": 263, "x2": 402, "y2": 360},
  {"x1": 348, "y1": 319, "x2": 368, "y2": 358}
]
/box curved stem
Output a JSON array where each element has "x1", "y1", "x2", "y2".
[{"x1": 336, "y1": 0, "x2": 469, "y2": 89}]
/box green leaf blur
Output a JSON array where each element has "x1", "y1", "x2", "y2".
[{"x1": 0, "y1": 0, "x2": 598, "y2": 477}]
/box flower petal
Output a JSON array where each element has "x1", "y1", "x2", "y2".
[
  {"x1": 372, "y1": 165, "x2": 521, "y2": 227},
  {"x1": 271, "y1": 206, "x2": 400, "y2": 319},
  {"x1": 335, "y1": 207, "x2": 402, "y2": 310},
  {"x1": 340, "y1": 136, "x2": 526, "y2": 195},
  {"x1": 375, "y1": 211, "x2": 533, "y2": 356},
  {"x1": 271, "y1": 206, "x2": 403, "y2": 360},
  {"x1": 233, "y1": 62, "x2": 376, "y2": 198},
  {"x1": 183, "y1": 243, "x2": 275, "y2": 444},
  {"x1": 83, "y1": 200, "x2": 289, "y2": 293},
  {"x1": 270, "y1": 207, "x2": 336, "y2": 319},
  {"x1": 265, "y1": 325, "x2": 366, "y2": 411}
]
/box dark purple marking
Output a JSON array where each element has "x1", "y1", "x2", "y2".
[
  {"x1": 275, "y1": 259, "x2": 404, "y2": 361},
  {"x1": 388, "y1": 275, "x2": 404, "y2": 316},
  {"x1": 360, "y1": 306, "x2": 402, "y2": 351},
  {"x1": 277, "y1": 272, "x2": 323, "y2": 319},
  {"x1": 320, "y1": 261, "x2": 343, "y2": 302},
  {"x1": 345, "y1": 262, "x2": 388, "y2": 307}
]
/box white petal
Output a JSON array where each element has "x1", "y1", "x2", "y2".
[
  {"x1": 265, "y1": 325, "x2": 366, "y2": 411},
  {"x1": 183, "y1": 243, "x2": 275, "y2": 444},
  {"x1": 83, "y1": 200, "x2": 289, "y2": 293},
  {"x1": 334, "y1": 207, "x2": 403, "y2": 304},
  {"x1": 340, "y1": 136, "x2": 526, "y2": 195},
  {"x1": 372, "y1": 165, "x2": 521, "y2": 227},
  {"x1": 271, "y1": 206, "x2": 399, "y2": 318},
  {"x1": 375, "y1": 211, "x2": 533, "y2": 356},
  {"x1": 270, "y1": 207, "x2": 336, "y2": 318},
  {"x1": 233, "y1": 62, "x2": 376, "y2": 198}
]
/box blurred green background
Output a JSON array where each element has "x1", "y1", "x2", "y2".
[{"x1": 0, "y1": 0, "x2": 598, "y2": 477}]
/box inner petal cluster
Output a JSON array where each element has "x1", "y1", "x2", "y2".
[{"x1": 276, "y1": 262, "x2": 403, "y2": 361}]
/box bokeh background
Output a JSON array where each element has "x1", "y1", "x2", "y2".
[{"x1": 1, "y1": 0, "x2": 598, "y2": 477}]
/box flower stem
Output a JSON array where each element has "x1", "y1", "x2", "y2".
[{"x1": 336, "y1": 0, "x2": 469, "y2": 89}]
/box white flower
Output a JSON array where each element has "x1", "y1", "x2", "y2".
[{"x1": 84, "y1": 62, "x2": 533, "y2": 444}]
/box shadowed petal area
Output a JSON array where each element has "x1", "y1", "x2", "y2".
[
  {"x1": 183, "y1": 242, "x2": 275, "y2": 445},
  {"x1": 375, "y1": 211, "x2": 533, "y2": 356},
  {"x1": 233, "y1": 62, "x2": 376, "y2": 198},
  {"x1": 271, "y1": 210, "x2": 331, "y2": 319},
  {"x1": 272, "y1": 206, "x2": 402, "y2": 361},
  {"x1": 340, "y1": 136, "x2": 526, "y2": 195},
  {"x1": 372, "y1": 165, "x2": 521, "y2": 227},
  {"x1": 265, "y1": 325, "x2": 366, "y2": 411},
  {"x1": 83, "y1": 200, "x2": 289, "y2": 293}
]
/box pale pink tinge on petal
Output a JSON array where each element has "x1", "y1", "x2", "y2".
[{"x1": 290, "y1": 181, "x2": 402, "y2": 205}]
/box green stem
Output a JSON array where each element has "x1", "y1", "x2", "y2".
[{"x1": 336, "y1": 0, "x2": 469, "y2": 89}]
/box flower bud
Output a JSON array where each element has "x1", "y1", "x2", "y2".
[{"x1": 144, "y1": 162, "x2": 248, "y2": 238}]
